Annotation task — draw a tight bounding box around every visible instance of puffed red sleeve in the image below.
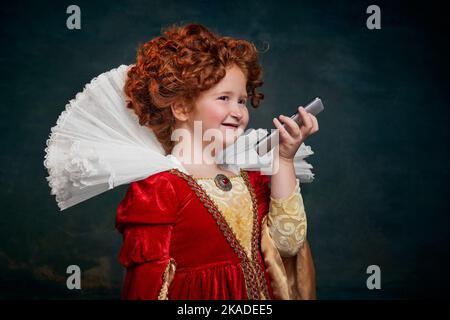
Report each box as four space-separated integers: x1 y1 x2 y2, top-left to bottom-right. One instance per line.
115 173 178 300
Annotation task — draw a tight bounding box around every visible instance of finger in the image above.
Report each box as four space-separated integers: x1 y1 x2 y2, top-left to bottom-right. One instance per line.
299 108 313 135
310 114 319 133
279 114 301 138
273 117 290 140
300 107 313 130
307 114 317 134
273 117 291 141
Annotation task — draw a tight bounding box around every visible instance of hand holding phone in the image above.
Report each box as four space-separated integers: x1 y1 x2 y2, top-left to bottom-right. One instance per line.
255 97 324 156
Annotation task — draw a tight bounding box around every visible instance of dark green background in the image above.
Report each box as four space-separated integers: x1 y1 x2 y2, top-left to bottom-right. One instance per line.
1 0 449 299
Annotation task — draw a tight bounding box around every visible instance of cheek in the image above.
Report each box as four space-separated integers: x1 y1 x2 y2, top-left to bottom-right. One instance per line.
204 107 228 125
242 109 250 126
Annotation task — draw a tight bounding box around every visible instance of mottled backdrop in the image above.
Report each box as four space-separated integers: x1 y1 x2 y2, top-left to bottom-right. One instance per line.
1 0 449 299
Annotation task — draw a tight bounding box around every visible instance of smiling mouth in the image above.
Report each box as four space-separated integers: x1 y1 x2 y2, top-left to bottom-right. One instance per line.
221 123 239 129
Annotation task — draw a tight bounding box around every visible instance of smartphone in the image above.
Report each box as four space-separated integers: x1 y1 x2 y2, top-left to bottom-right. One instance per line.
255 97 324 156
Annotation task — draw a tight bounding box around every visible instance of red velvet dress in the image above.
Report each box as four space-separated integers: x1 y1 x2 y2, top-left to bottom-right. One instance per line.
115 168 274 300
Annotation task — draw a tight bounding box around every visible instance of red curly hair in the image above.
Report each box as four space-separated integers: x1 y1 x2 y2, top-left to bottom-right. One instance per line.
124 23 265 155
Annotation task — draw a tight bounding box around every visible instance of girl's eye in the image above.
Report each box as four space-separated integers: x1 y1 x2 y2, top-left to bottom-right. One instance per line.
218 96 247 105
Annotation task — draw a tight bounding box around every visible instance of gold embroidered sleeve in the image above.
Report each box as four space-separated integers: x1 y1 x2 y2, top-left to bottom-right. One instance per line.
267 179 307 258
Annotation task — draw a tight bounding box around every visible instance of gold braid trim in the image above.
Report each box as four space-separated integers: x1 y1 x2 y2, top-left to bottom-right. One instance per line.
157 258 176 300
169 168 270 300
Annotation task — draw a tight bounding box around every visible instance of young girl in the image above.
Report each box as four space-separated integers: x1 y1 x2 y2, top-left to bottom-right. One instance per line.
115 23 319 300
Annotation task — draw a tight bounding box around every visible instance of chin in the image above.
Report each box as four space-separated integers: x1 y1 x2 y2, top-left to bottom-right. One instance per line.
219 126 244 148
222 141 234 149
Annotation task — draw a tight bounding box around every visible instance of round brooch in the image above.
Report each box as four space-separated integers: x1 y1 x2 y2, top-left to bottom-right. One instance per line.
214 174 232 191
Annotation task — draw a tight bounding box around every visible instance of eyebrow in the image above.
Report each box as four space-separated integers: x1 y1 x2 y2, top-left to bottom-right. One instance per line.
216 91 248 99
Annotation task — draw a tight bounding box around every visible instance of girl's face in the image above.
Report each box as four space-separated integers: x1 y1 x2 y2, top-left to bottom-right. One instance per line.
188 64 250 150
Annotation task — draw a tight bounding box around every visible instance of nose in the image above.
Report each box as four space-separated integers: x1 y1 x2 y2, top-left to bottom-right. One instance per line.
230 111 243 123
230 102 244 122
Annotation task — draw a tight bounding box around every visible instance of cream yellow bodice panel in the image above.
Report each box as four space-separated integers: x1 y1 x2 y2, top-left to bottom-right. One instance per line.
195 176 254 259
195 176 307 259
